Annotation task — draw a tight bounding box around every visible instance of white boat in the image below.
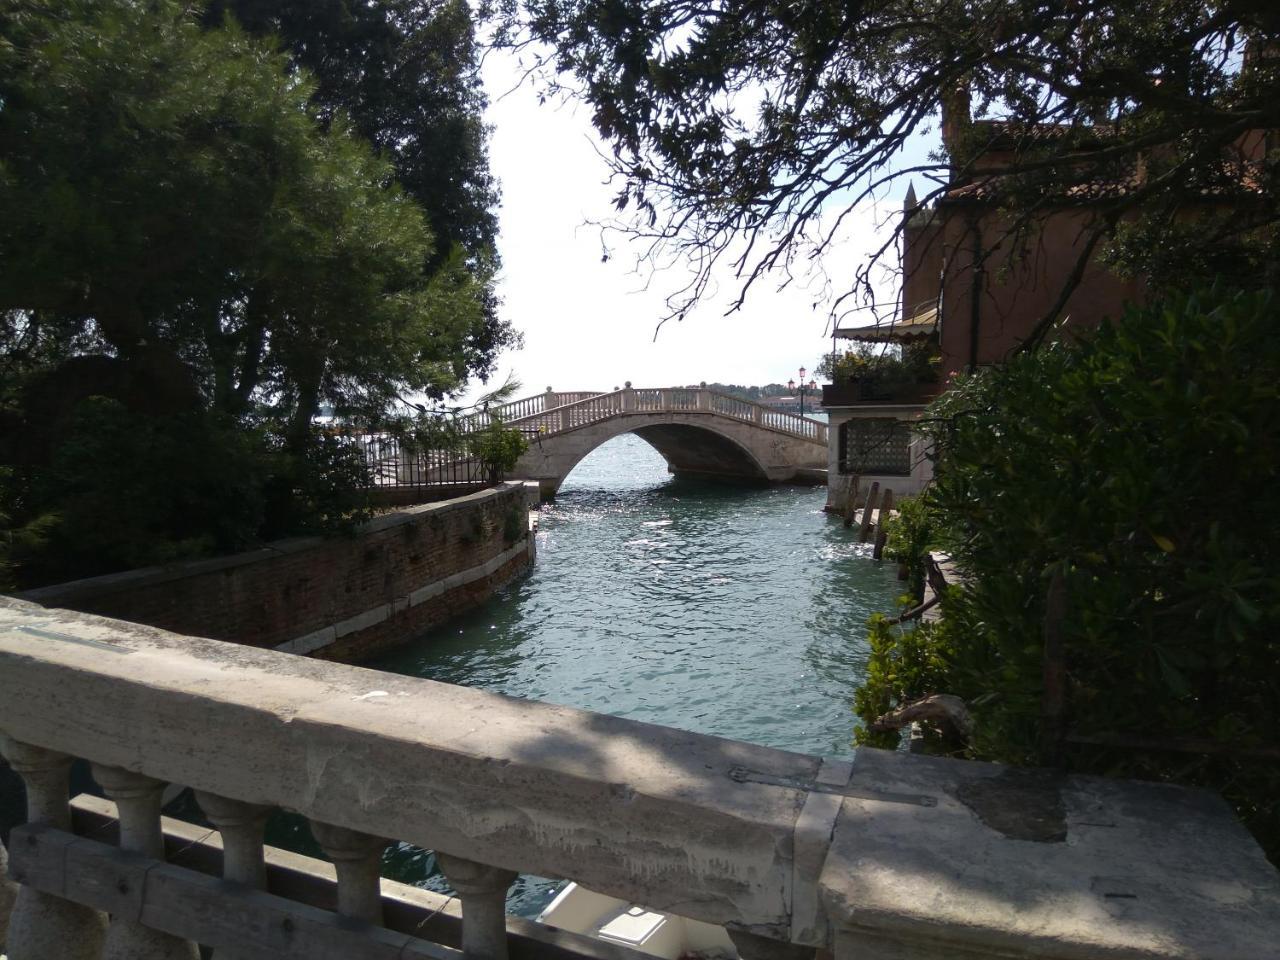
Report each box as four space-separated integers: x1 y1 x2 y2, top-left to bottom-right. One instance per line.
538 883 738 959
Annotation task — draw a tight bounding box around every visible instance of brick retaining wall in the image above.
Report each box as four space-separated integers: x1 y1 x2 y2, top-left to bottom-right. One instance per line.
14 482 537 661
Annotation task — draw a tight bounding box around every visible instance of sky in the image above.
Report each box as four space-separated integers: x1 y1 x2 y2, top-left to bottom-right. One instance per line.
466 51 939 403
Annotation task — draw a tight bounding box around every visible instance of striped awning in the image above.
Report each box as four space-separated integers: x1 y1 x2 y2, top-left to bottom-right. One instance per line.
834 305 938 343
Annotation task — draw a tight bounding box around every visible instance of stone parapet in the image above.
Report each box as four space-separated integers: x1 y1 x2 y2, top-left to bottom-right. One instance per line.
0 598 1277 960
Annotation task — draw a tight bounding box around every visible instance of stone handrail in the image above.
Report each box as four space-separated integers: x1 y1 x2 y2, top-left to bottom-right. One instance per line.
503 388 828 446
1 597 1277 960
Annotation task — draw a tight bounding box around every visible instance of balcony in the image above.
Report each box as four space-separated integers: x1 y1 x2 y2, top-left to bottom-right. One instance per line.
820 379 942 407
1 595 1278 960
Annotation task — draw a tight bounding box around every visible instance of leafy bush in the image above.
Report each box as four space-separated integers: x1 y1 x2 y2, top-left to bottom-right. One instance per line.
466 421 528 482
881 495 939 600
856 287 1280 862
1 399 374 587
4 399 272 585
829 343 939 385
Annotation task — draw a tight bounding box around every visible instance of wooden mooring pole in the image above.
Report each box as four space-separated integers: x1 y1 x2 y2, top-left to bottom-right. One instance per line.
872 488 894 559
858 481 880 543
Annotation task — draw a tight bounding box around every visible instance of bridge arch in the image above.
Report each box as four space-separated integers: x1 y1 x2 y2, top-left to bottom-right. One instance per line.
511 410 813 498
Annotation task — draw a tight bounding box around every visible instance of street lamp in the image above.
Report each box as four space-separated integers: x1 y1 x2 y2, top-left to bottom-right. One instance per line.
787 367 818 416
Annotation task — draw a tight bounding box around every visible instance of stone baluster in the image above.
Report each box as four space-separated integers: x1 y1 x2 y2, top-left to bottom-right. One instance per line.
659 388 670 409
727 930 815 960
309 821 387 925
435 853 516 960
194 792 270 889
92 764 200 960
699 382 710 410
195 793 271 960
0 736 107 960
544 386 557 412
621 381 633 412
753 404 764 424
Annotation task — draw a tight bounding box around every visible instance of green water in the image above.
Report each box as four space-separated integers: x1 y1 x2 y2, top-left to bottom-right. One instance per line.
375 433 900 755
357 432 903 913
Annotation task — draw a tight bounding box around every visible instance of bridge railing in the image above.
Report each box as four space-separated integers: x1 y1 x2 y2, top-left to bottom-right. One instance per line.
705 391 828 444
2 599 1276 960
506 390 626 437
503 388 827 445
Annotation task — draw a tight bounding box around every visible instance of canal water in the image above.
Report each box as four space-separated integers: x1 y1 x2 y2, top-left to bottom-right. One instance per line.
351 432 903 913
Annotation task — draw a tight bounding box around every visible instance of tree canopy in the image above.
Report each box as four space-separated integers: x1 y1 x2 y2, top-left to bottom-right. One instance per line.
204 0 516 380
0 0 510 585
1 0 499 431
495 0 1280 322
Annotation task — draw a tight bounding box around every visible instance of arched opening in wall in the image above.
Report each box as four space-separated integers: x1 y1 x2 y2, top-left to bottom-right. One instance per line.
554 423 770 496
630 423 769 485
558 433 670 493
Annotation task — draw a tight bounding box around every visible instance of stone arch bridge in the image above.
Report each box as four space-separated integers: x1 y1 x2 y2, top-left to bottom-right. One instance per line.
484 386 828 498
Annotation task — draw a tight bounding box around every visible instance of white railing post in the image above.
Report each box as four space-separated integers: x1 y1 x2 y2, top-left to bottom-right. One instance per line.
621 381 634 412
194 792 270 888
92 764 200 960
435 853 517 960
309 821 388 926
194 792 270 960
0 736 107 960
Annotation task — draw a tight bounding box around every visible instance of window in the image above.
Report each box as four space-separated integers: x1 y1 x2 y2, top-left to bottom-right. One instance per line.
839 418 912 476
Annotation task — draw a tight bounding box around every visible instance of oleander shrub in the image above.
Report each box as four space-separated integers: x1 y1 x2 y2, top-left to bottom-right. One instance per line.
856 287 1280 863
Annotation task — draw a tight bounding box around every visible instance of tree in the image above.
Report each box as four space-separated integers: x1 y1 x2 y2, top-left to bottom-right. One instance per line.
204 0 517 381
495 0 1280 325
0 0 489 431
0 0 501 582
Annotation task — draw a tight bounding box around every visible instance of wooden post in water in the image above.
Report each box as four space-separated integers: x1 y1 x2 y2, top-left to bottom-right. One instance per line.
858 481 880 543
872 488 895 559
842 476 862 527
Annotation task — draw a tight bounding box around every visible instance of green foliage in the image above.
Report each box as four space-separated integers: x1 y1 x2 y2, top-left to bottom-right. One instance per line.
467 421 529 482
502 0 1280 319
0 398 376 587
854 610 957 750
0 0 512 587
828 345 940 387
861 287 1280 860
3 399 272 584
0 0 493 421
204 0 517 382
503 506 527 545
258 432 375 542
881 496 939 599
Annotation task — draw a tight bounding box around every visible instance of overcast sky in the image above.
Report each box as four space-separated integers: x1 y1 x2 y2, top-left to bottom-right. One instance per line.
467 51 938 403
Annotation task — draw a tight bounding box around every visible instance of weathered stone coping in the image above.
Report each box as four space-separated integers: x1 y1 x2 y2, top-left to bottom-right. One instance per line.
16 482 534 607
1 597 1277 958
0 597 810 937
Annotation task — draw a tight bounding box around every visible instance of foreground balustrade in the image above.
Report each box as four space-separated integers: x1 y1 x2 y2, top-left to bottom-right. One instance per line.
1 596 1278 960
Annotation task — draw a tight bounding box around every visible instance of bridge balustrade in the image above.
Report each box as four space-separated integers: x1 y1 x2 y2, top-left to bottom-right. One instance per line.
1 598 1277 960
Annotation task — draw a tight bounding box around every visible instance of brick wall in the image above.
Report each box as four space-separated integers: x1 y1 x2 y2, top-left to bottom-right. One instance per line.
15 483 536 662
